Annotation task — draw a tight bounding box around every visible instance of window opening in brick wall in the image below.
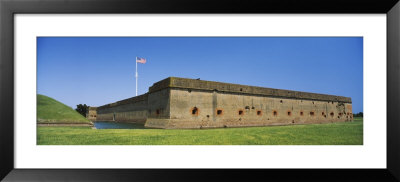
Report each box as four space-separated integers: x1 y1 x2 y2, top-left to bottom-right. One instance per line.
191 107 198 115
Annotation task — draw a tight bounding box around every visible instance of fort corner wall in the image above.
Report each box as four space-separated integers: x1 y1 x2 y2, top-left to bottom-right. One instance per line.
144 88 171 128
86 107 97 121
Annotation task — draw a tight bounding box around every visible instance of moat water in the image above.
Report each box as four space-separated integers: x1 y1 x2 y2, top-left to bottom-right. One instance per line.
93 121 146 129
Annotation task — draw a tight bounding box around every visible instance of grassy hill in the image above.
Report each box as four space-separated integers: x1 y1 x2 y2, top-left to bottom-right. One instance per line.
37 94 91 123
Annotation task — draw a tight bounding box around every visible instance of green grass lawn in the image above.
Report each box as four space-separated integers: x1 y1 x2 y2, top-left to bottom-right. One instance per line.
37 117 363 145
37 94 90 123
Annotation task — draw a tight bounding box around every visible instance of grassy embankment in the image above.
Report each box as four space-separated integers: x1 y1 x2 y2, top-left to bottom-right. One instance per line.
37 117 363 145
37 94 91 124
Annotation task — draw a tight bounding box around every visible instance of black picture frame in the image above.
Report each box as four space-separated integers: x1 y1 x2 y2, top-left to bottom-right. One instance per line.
1 0 399 181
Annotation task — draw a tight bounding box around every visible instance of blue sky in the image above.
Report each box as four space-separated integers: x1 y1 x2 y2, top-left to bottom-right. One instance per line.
37 37 363 113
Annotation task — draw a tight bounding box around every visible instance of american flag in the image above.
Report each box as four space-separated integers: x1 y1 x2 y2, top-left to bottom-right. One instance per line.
136 57 146 64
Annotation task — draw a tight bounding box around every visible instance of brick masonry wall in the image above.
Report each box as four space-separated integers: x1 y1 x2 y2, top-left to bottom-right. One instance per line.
96 99 148 123
144 88 353 129
96 77 353 129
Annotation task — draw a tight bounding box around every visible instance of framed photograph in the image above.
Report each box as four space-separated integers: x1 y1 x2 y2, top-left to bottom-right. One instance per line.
1 0 399 181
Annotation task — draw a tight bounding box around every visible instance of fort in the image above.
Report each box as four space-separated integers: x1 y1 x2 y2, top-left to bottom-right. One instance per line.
88 77 353 129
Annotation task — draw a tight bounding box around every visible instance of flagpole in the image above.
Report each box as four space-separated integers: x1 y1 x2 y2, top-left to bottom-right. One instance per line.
135 56 138 96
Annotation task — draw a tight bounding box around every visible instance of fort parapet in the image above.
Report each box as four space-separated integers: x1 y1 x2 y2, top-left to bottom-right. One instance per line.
95 77 353 129
149 77 351 103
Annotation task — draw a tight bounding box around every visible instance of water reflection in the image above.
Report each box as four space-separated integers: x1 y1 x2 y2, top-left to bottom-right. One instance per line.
94 121 146 129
